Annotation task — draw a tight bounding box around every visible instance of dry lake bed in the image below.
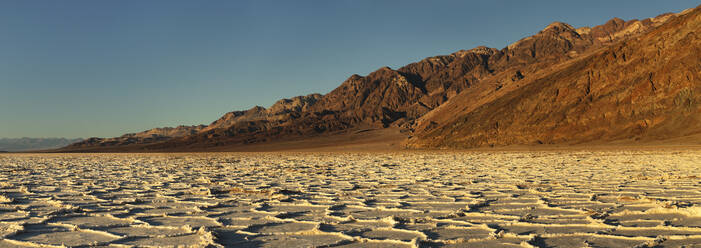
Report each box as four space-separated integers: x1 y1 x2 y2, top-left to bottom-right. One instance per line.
0 151 700 247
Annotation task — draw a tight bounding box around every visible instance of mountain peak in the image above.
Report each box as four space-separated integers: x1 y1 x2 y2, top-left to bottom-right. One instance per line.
605 17 625 26
378 66 393 71
542 21 575 32
467 46 498 56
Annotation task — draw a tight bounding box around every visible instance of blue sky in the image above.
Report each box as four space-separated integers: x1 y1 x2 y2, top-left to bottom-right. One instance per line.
1 0 697 138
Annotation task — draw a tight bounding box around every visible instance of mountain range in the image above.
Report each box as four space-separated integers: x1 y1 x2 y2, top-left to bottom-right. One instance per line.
61 5 701 152
0 138 83 152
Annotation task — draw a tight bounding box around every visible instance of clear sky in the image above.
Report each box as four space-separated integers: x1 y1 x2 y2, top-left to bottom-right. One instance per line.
1 0 697 138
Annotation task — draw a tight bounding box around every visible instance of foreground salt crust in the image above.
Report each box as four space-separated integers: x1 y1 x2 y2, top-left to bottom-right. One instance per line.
0 151 700 247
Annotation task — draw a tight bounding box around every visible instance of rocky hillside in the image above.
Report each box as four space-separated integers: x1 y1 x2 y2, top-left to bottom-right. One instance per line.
62 5 700 151
407 7 700 147
201 94 322 133
67 125 205 148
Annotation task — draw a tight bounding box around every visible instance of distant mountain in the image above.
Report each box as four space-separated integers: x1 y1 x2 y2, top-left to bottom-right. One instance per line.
60 5 701 151
0 138 83 152
66 125 205 149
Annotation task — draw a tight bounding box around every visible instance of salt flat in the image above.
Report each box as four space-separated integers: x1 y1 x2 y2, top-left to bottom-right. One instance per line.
0 151 700 247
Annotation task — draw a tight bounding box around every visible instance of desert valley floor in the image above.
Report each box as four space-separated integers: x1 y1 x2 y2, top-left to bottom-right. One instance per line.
0 151 700 247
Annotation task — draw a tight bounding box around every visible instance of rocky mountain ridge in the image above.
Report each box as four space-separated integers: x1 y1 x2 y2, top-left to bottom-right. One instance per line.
62 5 700 151
407 7 701 147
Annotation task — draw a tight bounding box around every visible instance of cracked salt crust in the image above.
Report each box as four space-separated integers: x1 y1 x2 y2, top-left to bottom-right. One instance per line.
0 150 700 247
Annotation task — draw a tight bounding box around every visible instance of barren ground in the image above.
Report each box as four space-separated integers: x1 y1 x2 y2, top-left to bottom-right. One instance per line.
0 151 700 247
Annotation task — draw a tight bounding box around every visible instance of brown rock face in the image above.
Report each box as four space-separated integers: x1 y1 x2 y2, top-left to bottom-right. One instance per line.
201 93 322 133
407 6 701 148
62 5 700 151
406 10 687 136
